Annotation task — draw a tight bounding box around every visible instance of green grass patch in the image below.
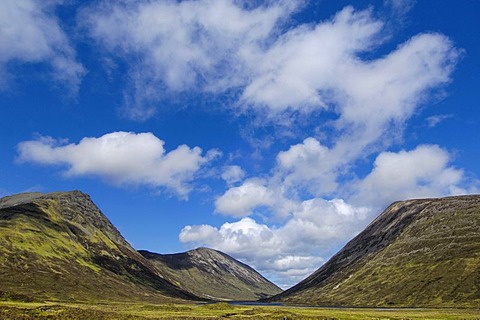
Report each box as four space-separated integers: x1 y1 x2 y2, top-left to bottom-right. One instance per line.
0 301 479 319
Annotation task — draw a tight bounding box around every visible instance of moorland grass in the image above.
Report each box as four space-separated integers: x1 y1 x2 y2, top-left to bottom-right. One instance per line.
0 301 479 319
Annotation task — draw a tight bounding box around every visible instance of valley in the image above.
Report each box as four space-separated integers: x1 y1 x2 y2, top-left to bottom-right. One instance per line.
0 191 479 318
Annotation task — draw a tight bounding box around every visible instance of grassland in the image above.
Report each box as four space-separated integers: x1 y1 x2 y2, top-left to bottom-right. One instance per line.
0 301 479 319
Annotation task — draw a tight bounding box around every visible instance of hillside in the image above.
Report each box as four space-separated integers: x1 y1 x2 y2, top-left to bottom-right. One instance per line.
140 248 282 301
0 190 282 303
0 191 197 303
272 195 480 307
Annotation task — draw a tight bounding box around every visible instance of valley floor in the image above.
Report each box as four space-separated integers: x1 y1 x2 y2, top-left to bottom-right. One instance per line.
0 301 479 319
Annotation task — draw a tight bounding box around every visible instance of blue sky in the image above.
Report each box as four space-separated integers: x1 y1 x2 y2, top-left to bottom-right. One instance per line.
1 0 479 288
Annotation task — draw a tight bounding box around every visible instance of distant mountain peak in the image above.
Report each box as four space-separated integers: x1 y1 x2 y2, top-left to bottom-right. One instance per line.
140 248 282 301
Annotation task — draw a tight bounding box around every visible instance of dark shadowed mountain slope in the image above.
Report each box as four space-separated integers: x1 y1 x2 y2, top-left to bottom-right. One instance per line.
140 247 282 301
0 191 197 303
272 195 480 307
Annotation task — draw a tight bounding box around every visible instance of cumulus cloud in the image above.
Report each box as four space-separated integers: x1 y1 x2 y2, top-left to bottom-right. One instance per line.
337 33 458 128
214 179 275 218
179 224 220 243
82 0 299 118
17 132 221 198
181 198 369 287
276 137 339 196
82 1 462 204
0 0 84 92
205 141 470 286
221 26 461 202
80 0 466 286
240 6 384 112
82 1 459 125
221 165 245 186
216 142 468 220
214 177 301 218
351 145 467 209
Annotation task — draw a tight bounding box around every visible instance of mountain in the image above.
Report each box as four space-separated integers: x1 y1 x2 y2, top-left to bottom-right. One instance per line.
139 248 282 301
0 190 197 303
0 190 281 303
272 195 480 307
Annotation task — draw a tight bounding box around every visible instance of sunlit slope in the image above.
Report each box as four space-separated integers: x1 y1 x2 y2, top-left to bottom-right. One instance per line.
273 195 480 307
140 247 282 301
0 191 196 303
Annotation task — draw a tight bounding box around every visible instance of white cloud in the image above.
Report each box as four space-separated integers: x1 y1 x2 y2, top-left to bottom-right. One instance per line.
216 144 467 222
83 0 462 207
178 224 220 243
0 0 84 92
279 199 369 249
214 179 275 218
252 30 459 167
181 198 369 287
17 132 221 198
338 33 457 127
351 145 467 209
221 165 245 186
83 1 459 127
232 28 461 202
181 217 282 257
240 6 384 113
384 0 416 17
83 0 299 118
82 0 468 287
276 137 338 196
426 114 452 128
204 141 471 286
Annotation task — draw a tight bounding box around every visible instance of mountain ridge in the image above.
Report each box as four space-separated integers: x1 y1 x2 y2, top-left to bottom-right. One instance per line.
271 195 480 307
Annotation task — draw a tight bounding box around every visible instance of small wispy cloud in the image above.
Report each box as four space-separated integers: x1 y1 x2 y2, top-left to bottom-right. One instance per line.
426 114 453 128
221 165 245 186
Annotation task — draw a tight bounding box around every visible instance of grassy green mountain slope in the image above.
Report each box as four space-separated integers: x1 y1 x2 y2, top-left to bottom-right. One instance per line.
140 247 282 301
0 191 197 303
272 195 480 307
